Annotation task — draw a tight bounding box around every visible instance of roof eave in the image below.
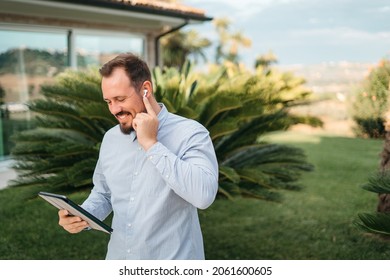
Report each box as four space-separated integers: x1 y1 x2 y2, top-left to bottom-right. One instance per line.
44 0 213 22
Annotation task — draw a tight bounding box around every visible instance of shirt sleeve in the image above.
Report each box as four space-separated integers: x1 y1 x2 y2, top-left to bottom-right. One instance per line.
81 158 113 221
145 126 219 209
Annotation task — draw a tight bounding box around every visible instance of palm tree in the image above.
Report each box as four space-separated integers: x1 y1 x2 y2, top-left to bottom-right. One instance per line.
225 31 251 64
378 110 390 212
213 17 251 65
356 171 390 236
10 68 115 195
355 59 390 236
154 61 319 200
376 60 390 212
186 30 212 64
255 51 278 69
11 62 320 201
213 17 231 64
160 29 211 68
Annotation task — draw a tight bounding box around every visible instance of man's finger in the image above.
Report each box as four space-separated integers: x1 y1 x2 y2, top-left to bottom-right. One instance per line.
58 209 68 218
65 221 89 234
143 96 156 117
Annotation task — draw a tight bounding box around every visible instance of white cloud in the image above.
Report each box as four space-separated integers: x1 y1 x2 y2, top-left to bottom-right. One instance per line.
291 27 390 43
184 0 390 64
378 6 390 12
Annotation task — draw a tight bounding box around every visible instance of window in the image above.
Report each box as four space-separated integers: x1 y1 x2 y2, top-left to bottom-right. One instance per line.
0 28 68 158
0 27 145 158
74 31 144 68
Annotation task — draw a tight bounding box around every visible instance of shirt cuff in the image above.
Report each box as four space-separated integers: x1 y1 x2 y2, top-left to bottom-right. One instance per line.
145 142 168 163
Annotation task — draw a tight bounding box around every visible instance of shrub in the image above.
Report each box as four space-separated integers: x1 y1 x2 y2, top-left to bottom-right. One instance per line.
11 62 319 201
352 59 390 139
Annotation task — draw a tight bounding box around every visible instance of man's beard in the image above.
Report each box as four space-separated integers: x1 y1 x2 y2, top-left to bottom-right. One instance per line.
115 110 133 135
119 123 133 135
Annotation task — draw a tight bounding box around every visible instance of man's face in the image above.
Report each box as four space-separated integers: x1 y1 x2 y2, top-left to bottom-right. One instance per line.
102 67 145 134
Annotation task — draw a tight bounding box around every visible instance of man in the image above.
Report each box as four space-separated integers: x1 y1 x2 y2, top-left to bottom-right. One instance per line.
58 53 219 260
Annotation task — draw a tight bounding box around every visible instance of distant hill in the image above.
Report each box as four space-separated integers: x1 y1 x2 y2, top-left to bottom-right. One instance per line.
277 61 374 95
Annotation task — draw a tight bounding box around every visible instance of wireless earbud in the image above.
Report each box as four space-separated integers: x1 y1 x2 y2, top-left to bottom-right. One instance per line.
143 89 147 97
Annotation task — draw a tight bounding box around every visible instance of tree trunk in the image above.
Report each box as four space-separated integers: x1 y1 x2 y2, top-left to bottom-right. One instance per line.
378 100 390 212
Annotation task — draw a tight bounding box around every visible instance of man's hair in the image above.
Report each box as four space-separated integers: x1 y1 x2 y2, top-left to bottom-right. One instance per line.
99 53 152 91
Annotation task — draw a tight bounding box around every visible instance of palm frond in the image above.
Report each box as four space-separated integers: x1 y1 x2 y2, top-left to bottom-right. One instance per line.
219 165 240 184
10 69 107 194
361 171 390 194
356 213 390 236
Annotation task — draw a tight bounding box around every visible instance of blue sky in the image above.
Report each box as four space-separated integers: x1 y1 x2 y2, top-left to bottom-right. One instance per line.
183 0 390 66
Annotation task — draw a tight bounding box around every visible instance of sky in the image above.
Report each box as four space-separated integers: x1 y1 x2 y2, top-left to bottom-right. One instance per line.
183 0 390 66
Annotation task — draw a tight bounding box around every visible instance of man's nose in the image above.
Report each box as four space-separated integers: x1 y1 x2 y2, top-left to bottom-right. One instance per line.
109 102 122 115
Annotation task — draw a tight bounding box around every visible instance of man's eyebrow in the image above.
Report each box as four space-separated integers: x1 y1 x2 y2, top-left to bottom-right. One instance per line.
103 95 130 101
104 95 122 100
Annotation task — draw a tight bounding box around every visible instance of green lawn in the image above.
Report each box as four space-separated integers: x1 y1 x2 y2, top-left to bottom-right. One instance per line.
1 131 389 259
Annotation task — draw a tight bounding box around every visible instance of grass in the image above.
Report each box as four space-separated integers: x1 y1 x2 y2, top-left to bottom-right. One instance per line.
203 132 390 259
1 131 390 259
0 188 110 259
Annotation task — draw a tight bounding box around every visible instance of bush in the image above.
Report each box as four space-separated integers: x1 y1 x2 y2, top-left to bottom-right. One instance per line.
352 59 390 139
353 117 386 139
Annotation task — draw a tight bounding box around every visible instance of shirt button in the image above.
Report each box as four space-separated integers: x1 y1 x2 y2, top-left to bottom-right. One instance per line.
127 249 131 253
148 156 153 160
128 223 132 227
134 171 138 176
130 197 134 201
138 147 142 151
165 175 169 178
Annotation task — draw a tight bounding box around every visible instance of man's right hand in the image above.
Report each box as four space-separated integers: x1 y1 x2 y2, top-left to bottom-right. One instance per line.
58 209 89 234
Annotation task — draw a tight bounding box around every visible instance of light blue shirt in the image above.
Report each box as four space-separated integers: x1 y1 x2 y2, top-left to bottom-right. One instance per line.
81 104 219 260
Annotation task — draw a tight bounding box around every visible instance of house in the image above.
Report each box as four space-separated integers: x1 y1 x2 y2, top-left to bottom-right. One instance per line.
0 0 212 158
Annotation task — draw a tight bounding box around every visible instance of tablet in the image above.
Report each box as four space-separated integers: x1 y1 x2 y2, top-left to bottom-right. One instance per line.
38 191 113 234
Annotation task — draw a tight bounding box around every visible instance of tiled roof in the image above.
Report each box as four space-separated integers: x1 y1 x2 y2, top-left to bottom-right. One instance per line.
109 0 206 17
44 0 212 21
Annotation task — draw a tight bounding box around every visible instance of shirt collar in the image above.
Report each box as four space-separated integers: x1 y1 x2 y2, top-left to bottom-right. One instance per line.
157 103 169 132
129 130 137 142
